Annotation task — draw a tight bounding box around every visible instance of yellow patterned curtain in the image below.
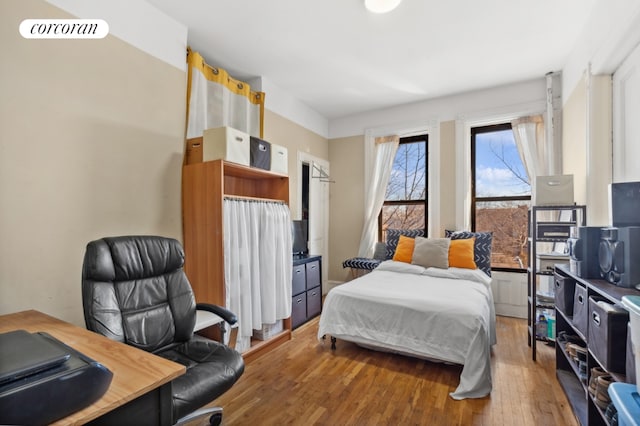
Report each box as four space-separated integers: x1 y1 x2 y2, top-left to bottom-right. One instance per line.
185 48 265 139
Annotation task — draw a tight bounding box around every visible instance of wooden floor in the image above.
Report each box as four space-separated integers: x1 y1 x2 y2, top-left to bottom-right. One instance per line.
194 316 579 426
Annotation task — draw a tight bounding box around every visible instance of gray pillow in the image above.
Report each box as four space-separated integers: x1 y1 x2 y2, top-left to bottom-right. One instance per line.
373 242 387 260
411 237 450 269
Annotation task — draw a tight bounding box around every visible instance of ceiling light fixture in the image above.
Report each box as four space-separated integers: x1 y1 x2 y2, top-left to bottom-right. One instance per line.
365 0 402 13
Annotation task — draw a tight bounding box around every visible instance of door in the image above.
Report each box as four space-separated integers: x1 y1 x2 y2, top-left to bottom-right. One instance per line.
298 153 330 292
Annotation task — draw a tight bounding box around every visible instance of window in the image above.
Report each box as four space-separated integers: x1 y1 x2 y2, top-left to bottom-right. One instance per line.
472 123 530 271
378 135 428 241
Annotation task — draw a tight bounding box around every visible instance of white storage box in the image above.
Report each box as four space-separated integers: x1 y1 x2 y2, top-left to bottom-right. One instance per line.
270 143 288 175
253 320 283 341
622 295 640 393
535 174 574 206
202 126 250 166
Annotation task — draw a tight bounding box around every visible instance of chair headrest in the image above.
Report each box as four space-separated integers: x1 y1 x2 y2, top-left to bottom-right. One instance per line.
83 236 185 282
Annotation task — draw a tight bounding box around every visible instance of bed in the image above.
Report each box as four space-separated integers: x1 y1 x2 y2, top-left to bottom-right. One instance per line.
317 258 496 400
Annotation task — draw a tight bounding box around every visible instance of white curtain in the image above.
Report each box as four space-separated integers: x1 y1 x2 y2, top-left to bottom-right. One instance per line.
186 49 264 139
512 115 546 200
357 135 399 257
223 198 292 353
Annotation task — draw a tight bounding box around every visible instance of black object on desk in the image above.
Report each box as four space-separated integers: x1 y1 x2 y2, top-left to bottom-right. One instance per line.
0 330 113 425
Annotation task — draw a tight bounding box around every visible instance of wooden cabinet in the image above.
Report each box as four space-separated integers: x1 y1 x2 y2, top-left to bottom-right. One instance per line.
291 255 322 329
182 159 291 361
554 265 638 425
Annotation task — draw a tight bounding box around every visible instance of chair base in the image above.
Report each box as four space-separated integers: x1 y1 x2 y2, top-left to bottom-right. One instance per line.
175 406 223 426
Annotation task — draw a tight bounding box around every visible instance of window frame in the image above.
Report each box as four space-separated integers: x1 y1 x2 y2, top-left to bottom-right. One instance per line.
471 123 530 273
378 134 428 241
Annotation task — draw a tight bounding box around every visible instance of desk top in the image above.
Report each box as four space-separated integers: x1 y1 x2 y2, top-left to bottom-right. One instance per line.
0 310 185 425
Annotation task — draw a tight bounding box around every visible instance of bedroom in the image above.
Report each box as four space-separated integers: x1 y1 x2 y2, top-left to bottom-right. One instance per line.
2 0 640 425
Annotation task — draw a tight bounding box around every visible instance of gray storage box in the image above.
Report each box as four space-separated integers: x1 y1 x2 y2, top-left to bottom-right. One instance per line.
249 136 271 170
588 296 629 373
572 284 588 337
554 273 576 316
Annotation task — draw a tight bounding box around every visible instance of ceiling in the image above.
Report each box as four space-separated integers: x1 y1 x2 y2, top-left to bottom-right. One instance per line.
146 0 597 121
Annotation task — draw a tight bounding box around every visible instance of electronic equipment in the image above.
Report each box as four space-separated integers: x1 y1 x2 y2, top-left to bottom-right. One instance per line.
610 181 640 227
598 226 640 288
0 331 113 425
535 175 574 206
567 226 602 278
292 219 308 255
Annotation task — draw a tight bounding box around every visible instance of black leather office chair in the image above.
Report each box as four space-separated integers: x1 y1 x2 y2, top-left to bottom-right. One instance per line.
81 236 244 426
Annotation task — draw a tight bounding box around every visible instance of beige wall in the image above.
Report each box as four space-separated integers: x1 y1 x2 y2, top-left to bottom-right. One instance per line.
0 0 186 325
327 135 365 282
562 74 588 209
263 109 328 220
438 120 457 235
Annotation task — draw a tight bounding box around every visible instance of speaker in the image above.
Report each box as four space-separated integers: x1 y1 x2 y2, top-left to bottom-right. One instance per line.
568 226 601 278
598 226 640 288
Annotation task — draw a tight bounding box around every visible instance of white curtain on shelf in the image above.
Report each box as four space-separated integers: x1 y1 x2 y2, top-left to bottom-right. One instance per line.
357 135 399 257
186 48 264 139
223 198 292 353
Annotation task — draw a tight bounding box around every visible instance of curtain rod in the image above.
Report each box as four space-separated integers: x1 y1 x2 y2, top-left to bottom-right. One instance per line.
224 195 287 204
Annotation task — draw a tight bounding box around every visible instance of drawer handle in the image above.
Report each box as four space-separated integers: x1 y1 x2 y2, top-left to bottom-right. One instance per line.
191 143 201 147
577 294 584 304
296 270 303 274
296 298 303 304
235 136 244 142
311 291 317 296
592 311 600 326
310 265 317 270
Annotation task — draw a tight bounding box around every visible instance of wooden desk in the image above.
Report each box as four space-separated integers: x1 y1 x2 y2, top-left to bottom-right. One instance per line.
0 310 185 425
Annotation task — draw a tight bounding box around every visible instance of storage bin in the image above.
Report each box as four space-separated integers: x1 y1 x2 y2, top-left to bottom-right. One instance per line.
270 143 288 175
291 294 306 329
622 295 640 393
571 284 588 337
202 126 250 166
249 136 271 170
554 274 576 316
253 320 283 341
588 296 629 373
608 382 640 426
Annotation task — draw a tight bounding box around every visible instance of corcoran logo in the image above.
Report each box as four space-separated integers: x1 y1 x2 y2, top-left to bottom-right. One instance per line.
19 19 109 39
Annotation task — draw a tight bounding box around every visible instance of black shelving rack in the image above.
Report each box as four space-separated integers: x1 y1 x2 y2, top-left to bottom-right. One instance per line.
527 204 586 361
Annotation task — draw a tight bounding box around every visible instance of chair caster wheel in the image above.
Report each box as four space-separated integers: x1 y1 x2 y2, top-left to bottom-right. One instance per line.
209 412 222 426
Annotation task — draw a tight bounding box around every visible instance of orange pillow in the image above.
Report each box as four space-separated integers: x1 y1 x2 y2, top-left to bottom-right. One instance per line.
448 237 477 269
392 235 416 263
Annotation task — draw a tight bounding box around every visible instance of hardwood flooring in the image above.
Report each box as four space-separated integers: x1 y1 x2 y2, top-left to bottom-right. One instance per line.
195 316 578 426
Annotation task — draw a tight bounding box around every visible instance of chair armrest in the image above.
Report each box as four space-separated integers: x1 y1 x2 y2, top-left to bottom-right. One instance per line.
196 303 238 326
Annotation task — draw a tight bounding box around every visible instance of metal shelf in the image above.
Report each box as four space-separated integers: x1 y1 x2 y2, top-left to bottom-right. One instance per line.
527 205 586 362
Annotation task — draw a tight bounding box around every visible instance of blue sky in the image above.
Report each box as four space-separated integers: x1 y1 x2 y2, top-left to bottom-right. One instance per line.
475 129 530 197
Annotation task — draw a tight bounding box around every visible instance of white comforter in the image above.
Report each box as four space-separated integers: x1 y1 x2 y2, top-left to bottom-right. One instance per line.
317 260 496 399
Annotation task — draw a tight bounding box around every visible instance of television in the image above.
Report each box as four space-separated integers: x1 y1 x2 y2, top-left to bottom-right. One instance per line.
292 220 308 255
610 181 640 227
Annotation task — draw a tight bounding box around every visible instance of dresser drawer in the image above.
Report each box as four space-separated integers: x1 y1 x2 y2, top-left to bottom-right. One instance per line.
305 260 320 289
306 286 322 319
291 294 307 329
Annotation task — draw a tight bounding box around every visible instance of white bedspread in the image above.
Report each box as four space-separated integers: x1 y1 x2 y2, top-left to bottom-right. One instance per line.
317 260 496 399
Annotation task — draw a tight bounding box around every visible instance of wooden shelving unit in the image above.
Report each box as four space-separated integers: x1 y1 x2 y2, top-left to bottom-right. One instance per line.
182 159 291 361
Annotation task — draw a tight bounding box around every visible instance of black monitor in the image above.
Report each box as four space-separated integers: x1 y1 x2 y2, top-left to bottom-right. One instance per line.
292 220 308 255
610 181 640 227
